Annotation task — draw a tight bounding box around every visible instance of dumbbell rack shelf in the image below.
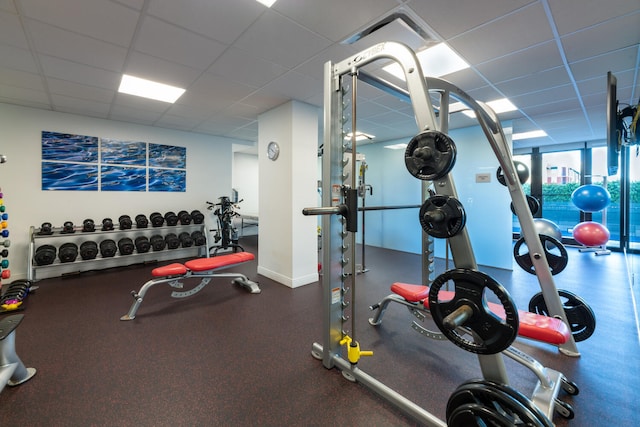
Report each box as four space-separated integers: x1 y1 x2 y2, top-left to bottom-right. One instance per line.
28 224 209 282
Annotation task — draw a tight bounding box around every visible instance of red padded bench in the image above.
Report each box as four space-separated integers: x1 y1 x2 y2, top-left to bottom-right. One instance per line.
151 252 255 277
391 282 570 345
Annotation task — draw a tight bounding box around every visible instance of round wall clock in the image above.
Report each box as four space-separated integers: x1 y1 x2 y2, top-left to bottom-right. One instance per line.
267 141 280 161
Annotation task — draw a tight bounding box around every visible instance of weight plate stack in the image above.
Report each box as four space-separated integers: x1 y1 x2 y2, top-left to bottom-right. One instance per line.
34 244 57 266
80 241 98 260
150 235 166 251
165 233 180 249
117 237 135 255
134 236 151 253
58 242 79 263
99 239 117 257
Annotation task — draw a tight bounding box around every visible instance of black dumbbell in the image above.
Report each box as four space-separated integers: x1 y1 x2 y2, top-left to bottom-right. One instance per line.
99 239 117 257
102 218 114 231
150 235 166 251
61 221 75 234
117 237 134 255
164 212 179 226
119 215 133 230
0 249 8 257
58 242 79 263
34 245 57 266
178 232 194 247
165 233 180 249
190 210 205 224
80 241 98 260
191 231 206 246
38 222 54 235
178 211 192 225
135 214 149 228
149 212 164 227
82 219 96 232
134 236 151 253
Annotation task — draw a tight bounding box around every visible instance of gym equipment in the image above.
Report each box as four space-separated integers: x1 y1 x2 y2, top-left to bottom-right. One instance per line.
164 211 179 226
149 235 166 251
135 214 148 228
572 221 610 247
0 240 9 248
79 241 98 260
571 184 611 212
118 215 132 230
207 197 244 256
191 230 206 246
497 160 529 186
1 280 35 312
149 212 164 227
513 234 568 275
99 239 117 258
177 210 192 225
82 219 95 232
418 195 466 238
529 290 596 342
120 252 260 320
37 222 53 235
533 218 562 242
164 233 180 249
34 245 56 266
0 314 37 394
117 237 134 255
511 195 540 216
134 236 151 253
178 232 193 248
303 42 568 426
404 130 457 180
190 210 205 224
58 242 78 263
61 221 75 234
101 218 114 231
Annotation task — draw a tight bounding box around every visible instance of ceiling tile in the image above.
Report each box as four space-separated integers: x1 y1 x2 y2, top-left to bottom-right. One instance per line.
569 45 639 82
259 71 321 102
51 93 110 117
207 47 289 88
0 44 39 73
0 82 49 104
147 0 265 44
495 67 572 96
125 51 202 88
18 0 140 47
134 16 227 70
39 55 121 90
46 78 115 104
0 0 17 12
109 103 165 125
233 10 332 69
0 11 29 49
26 20 128 72
548 0 640 36
0 66 44 90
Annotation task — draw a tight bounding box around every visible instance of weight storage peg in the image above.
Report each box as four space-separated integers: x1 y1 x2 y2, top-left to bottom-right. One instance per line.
404 130 457 181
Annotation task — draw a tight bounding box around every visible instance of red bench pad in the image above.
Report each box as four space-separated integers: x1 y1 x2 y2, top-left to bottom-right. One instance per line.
184 252 255 272
391 282 570 345
152 263 188 277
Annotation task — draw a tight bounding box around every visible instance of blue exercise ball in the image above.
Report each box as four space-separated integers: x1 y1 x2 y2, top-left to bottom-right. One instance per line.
571 184 611 212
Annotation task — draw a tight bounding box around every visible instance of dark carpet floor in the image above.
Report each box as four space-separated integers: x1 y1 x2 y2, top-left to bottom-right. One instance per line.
1 235 638 426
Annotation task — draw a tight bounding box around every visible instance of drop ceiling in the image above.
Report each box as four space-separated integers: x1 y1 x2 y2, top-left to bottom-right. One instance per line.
0 0 638 150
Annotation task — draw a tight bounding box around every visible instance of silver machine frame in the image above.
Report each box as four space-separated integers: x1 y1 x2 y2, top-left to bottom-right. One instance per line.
306 41 579 425
0 314 36 394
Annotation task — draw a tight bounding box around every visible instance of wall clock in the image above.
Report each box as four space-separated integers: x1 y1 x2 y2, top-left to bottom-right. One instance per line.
267 141 280 161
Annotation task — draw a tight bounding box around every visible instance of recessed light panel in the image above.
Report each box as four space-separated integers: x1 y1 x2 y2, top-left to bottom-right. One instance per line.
118 75 186 103
383 43 469 80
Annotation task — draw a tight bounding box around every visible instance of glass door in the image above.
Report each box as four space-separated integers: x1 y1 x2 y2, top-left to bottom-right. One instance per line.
541 150 582 239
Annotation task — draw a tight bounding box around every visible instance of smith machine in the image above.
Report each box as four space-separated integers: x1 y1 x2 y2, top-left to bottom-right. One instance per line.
303 41 579 425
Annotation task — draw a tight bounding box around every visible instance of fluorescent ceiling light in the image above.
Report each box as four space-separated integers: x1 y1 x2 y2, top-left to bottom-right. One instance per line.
383 43 469 80
256 0 277 7
344 132 375 141
118 74 185 103
384 143 408 150
512 130 548 140
461 98 517 118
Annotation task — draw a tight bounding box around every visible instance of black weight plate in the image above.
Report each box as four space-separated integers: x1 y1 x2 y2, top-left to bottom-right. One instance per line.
58 242 79 263
497 160 529 186
34 244 57 265
528 290 596 342
80 241 98 260
419 195 466 238
404 130 457 181
428 269 518 354
514 234 568 276
511 195 540 216
448 403 514 427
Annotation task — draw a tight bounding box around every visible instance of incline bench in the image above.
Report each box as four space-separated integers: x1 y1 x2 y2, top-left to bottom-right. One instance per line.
121 252 260 321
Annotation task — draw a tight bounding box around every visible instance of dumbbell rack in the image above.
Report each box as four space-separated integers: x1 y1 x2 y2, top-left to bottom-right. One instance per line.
27 222 209 282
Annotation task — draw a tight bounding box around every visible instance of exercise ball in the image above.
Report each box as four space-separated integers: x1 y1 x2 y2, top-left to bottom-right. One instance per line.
533 218 562 241
571 184 611 212
572 221 610 247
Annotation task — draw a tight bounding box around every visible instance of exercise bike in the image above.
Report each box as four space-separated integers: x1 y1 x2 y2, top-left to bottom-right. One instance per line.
207 196 244 256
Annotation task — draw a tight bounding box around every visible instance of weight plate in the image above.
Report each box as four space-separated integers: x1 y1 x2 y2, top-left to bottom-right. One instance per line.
404 130 456 181
428 269 518 354
447 381 551 427
497 160 529 186
419 195 466 238
528 290 596 342
511 195 540 216
513 234 568 276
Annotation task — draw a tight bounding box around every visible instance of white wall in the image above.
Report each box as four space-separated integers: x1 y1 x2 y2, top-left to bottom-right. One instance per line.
357 124 513 270
0 103 241 280
232 151 259 236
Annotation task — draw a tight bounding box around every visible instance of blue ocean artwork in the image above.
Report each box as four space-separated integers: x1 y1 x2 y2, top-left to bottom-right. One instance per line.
101 139 147 165
42 162 99 191
42 131 99 163
101 165 147 191
149 143 186 169
149 168 186 192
